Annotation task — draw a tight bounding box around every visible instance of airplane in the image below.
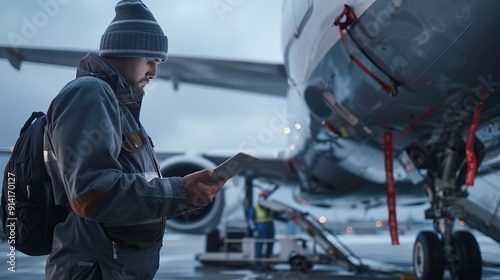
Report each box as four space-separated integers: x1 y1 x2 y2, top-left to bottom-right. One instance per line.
1 0 500 279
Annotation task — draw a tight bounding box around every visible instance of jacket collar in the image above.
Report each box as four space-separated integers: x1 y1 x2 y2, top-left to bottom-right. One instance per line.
76 53 144 108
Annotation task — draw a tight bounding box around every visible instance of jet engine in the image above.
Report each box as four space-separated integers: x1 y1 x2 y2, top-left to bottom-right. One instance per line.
159 154 225 234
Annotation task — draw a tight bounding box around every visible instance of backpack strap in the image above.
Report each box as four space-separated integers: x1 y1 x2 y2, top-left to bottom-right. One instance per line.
20 111 45 135
23 112 50 182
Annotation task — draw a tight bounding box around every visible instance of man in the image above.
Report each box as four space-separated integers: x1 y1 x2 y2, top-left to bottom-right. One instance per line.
43 1 226 279
247 191 286 271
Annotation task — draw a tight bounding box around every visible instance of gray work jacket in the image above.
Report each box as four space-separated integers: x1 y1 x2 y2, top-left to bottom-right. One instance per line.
43 54 195 279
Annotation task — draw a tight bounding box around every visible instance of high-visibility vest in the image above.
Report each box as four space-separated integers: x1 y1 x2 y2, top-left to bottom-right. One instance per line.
255 204 274 223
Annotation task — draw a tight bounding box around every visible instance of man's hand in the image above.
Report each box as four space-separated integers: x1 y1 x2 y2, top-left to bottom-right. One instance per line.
183 169 226 206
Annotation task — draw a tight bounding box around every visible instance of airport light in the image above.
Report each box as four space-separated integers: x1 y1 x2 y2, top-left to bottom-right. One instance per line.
459 220 465 226
295 123 301 129
375 220 382 228
289 144 295 150
346 226 353 234
284 127 291 134
319 216 326 224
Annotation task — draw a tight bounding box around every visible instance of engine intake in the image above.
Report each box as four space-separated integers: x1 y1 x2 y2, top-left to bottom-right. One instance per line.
159 155 225 234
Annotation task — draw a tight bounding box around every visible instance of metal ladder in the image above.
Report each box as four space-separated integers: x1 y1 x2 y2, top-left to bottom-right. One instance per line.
259 199 369 272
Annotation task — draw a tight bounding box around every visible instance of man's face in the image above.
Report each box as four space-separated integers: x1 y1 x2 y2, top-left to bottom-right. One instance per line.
108 57 161 94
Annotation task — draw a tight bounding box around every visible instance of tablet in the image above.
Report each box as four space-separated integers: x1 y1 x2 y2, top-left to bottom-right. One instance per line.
202 152 259 184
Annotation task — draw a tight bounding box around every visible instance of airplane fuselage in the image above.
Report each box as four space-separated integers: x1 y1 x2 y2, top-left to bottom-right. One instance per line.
281 0 500 207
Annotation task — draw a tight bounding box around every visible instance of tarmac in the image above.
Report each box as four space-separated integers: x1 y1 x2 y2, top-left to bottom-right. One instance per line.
0 230 499 279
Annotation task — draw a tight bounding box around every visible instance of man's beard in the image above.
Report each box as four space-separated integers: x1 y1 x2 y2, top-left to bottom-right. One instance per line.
133 85 145 96
132 79 148 96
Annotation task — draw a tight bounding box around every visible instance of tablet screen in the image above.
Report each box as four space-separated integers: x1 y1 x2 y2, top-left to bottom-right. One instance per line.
202 152 258 184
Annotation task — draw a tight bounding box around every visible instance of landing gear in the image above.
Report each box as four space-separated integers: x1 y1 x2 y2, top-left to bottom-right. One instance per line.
410 131 484 279
449 231 482 279
413 230 482 279
413 231 444 279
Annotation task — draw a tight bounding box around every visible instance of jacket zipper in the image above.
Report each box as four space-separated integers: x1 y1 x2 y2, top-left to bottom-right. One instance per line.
112 242 117 259
145 134 163 178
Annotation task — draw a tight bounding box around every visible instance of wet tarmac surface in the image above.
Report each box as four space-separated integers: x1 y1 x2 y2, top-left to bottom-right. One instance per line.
0 231 498 279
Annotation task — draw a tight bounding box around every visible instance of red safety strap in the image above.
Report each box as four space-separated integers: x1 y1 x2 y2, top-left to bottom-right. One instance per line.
333 4 357 29
333 5 399 96
382 108 435 245
465 93 486 186
395 107 437 142
384 131 399 245
333 5 416 246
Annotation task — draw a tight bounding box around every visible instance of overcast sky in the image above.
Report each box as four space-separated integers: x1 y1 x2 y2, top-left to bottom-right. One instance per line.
0 0 287 153
0 1 386 223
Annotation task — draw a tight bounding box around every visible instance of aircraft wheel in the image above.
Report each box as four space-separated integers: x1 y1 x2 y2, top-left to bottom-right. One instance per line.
289 255 314 273
449 231 482 280
413 231 444 279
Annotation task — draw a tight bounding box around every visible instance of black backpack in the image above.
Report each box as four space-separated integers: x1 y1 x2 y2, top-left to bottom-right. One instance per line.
1 112 69 256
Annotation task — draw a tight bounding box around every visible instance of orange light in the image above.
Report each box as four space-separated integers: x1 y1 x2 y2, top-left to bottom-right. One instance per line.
346 226 353 233
375 221 383 228
319 216 327 224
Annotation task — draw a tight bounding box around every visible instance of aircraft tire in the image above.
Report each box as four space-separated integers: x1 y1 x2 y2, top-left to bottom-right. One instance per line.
289 255 314 274
413 231 444 279
449 231 482 280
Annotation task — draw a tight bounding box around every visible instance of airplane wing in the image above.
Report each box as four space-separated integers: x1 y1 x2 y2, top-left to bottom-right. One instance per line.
0 46 288 97
0 147 296 187
0 45 294 184
0 44 296 236
0 45 294 183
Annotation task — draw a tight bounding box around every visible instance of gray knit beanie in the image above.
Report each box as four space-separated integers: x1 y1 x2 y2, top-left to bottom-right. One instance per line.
99 0 168 62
